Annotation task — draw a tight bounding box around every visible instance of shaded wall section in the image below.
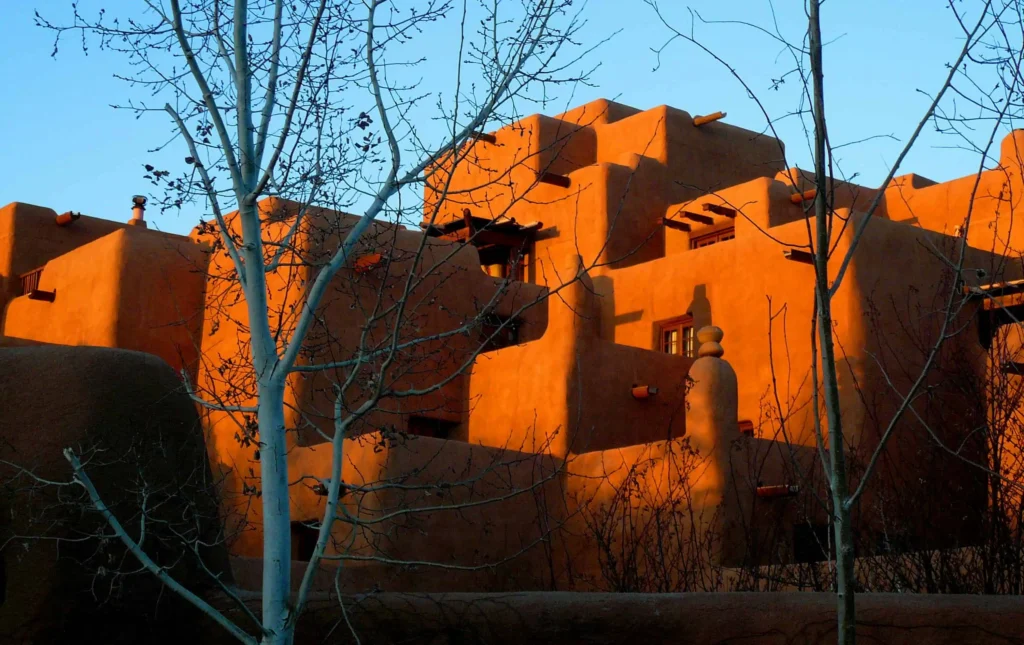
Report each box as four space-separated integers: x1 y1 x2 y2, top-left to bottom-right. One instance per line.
0 346 229 644
280 591 1024 645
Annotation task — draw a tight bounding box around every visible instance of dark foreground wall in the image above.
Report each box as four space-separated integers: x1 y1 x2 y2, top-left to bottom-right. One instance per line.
279 592 1024 645
0 346 229 644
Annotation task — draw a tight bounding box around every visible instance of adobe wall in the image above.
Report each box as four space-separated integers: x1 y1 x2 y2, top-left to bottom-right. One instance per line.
221 331 745 585
880 131 1024 254
838 212 998 546
196 198 554 556
606 207 864 450
424 99 787 283
280 591 1024 645
0 202 128 313
2 226 208 377
465 254 694 456
0 346 228 643
195 198 549 451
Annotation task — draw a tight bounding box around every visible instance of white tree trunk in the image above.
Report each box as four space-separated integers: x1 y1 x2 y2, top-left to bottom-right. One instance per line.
239 199 294 644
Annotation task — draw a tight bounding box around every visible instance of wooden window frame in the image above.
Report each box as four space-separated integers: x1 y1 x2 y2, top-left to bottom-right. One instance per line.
655 315 697 358
478 241 530 282
690 226 736 250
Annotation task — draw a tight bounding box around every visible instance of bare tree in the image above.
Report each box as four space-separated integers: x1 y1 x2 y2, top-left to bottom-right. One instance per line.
33 1 604 643
645 0 1024 641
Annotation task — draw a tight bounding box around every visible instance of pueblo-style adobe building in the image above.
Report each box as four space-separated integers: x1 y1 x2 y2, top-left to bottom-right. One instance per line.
3 99 1024 609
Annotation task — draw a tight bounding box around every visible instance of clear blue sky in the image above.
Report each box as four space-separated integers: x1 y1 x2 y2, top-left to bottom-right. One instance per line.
0 1 999 235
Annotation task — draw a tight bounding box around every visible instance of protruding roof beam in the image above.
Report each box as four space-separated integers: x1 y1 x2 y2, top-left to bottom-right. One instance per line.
790 189 817 204
539 172 571 188
682 211 714 226
693 111 726 127
783 249 814 264
657 217 691 232
702 203 736 218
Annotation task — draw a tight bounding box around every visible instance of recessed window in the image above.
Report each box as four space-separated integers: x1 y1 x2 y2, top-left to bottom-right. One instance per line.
793 523 832 563
407 415 458 439
291 521 320 561
657 315 696 358
478 244 529 281
690 227 735 249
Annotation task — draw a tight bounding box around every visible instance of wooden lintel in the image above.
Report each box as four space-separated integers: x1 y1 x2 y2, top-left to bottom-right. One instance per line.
442 228 526 248
539 172 571 188
984 291 1024 310
682 211 715 226
657 217 691 233
702 203 737 218
783 249 814 265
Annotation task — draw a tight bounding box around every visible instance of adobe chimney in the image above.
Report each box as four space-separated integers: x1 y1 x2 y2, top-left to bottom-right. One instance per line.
129 195 148 228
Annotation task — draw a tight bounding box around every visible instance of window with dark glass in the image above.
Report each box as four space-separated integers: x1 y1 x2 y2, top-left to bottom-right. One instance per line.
290 521 319 561
690 227 735 249
407 415 458 439
793 523 831 563
657 315 696 358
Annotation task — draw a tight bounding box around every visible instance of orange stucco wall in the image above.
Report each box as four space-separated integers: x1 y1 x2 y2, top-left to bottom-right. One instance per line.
3 98 1020 588
2 226 207 377
0 202 128 313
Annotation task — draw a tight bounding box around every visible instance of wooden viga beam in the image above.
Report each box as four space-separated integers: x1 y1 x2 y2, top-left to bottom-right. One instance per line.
538 172 571 188
657 217 691 232
471 131 497 144
790 189 817 204
783 249 814 265
693 111 726 127
702 202 736 218
682 211 714 226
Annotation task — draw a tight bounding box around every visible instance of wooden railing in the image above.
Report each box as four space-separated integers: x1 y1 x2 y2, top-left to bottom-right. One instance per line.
20 267 43 295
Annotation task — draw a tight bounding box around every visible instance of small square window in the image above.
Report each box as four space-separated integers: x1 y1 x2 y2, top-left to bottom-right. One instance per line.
793 523 832 563
656 316 696 358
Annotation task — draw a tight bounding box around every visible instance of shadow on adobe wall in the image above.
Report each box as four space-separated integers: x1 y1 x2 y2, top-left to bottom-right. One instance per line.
0 346 230 644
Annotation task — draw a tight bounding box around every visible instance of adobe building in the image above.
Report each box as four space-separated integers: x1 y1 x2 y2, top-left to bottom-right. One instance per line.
2 99 1022 593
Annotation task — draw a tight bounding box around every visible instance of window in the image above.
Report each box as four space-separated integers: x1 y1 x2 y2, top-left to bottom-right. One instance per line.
407 415 458 439
479 244 528 282
690 227 735 249
793 523 832 563
657 316 696 358
291 521 320 561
